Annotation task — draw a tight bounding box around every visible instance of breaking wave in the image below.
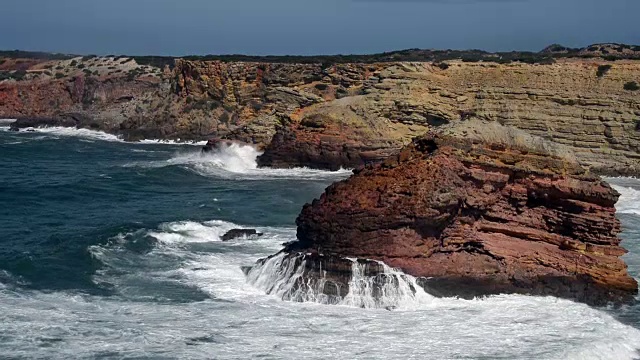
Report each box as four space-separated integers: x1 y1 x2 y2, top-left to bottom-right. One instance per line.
86 219 291 304
5 126 206 145
125 143 353 180
612 184 640 215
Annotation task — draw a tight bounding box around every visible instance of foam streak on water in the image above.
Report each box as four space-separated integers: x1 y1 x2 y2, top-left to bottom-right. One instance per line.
3 125 207 145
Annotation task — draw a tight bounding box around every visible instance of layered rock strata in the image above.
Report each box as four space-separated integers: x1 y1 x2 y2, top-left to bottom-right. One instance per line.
262 122 638 305
259 60 640 175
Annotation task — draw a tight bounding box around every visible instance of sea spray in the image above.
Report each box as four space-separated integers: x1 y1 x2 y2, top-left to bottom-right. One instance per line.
183 143 261 173
125 142 352 180
0 119 17 125
246 253 434 309
247 253 349 304
611 184 640 215
341 259 434 309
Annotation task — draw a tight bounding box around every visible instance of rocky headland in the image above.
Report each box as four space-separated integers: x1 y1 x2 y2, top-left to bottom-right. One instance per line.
249 121 638 306
2 44 640 174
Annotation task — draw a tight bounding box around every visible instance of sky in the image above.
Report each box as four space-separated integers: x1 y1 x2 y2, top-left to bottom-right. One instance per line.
2 0 638 56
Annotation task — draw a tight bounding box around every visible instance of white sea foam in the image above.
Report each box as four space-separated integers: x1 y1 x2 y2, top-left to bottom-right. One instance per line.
612 184 640 215
246 253 435 309
21 126 123 142
138 138 207 146
5 217 640 359
126 142 352 180
147 219 254 245
6 126 206 145
342 260 435 309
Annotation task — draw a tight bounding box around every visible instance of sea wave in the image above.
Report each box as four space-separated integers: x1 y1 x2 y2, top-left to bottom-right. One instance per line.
88 219 292 302
125 142 353 180
4 126 207 145
607 178 640 215
613 185 640 215
247 252 436 309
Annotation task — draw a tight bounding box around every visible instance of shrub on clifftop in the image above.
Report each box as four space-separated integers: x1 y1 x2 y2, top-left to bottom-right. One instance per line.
624 81 640 91
597 64 612 77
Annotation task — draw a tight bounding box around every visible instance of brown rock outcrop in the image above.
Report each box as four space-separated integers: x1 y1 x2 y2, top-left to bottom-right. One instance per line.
173 60 384 146
280 122 638 305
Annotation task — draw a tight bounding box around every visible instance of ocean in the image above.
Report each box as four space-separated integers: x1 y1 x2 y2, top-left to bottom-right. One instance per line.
1 123 639 359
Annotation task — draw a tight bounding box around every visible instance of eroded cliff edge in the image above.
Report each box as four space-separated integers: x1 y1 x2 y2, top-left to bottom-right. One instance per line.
252 122 638 306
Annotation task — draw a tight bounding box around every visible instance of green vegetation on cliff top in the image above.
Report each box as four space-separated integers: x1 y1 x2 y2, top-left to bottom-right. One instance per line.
1 43 639 70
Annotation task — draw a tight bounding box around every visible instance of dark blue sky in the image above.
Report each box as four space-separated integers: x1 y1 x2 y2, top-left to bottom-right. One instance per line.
2 0 638 56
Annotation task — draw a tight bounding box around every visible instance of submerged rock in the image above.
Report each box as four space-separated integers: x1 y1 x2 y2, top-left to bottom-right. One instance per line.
221 229 263 241
256 122 638 306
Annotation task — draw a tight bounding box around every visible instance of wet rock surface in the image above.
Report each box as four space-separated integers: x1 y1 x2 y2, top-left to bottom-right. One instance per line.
221 229 263 241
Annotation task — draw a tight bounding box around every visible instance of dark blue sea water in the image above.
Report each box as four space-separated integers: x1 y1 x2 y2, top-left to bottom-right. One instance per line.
1 125 639 359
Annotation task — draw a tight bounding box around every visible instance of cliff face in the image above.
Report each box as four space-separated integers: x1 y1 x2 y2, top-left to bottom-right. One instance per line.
259 60 640 175
282 122 638 305
172 60 383 146
0 56 184 139
2 55 640 174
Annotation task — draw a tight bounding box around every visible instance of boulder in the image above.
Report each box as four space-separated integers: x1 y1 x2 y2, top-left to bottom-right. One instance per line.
259 122 638 305
221 229 263 241
202 138 241 153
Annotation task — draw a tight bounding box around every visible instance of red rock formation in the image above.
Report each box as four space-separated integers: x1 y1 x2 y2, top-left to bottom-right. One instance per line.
256 115 397 171
288 126 638 305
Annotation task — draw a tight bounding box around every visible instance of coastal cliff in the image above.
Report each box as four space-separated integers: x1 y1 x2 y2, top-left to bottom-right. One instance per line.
258 59 640 174
251 122 638 305
1 45 640 174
